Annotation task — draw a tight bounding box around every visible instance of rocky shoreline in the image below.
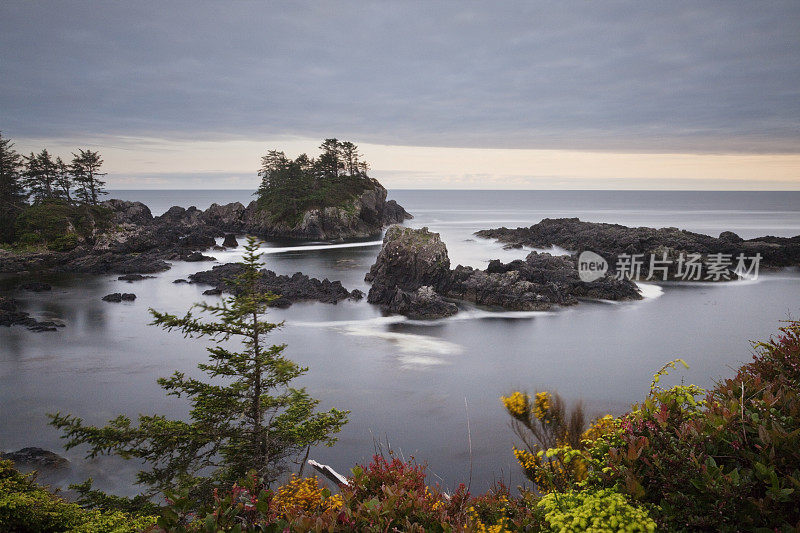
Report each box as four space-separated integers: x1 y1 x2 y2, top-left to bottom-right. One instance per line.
0 187 411 276
365 226 641 319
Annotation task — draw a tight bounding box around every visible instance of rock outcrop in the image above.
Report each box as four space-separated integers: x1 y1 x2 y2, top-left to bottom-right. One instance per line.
1 447 69 469
188 263 362 307
102 293 136 302
476 218 800 276
365 226 642 318
0 296 63 332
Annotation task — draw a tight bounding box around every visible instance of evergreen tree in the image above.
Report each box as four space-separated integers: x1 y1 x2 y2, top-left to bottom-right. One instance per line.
54 156 73 202
0 132 27 242
23 149 58 203
50 237 348 500
71 149 107 205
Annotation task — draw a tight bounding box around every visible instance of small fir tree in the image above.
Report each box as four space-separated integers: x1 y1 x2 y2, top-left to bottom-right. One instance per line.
50 237 348 501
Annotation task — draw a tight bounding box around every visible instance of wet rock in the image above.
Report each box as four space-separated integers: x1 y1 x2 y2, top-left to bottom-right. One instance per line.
65 252 171 274
102 293 136 302
222 233 239 248
365 227 642 318
476 218 800 271
188 263 361 306
182 251 216 262
0 296 63 332
202 288 222 295
173 279 188 284
118 274 155 282
19 282 52 292
2 447 69 469
365 226 452 306
381 286 458 319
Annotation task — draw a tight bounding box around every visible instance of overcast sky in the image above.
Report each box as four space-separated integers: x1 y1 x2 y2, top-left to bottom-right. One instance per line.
1 1 799 189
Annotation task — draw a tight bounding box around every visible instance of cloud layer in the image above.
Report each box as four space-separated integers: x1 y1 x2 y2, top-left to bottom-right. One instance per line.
2 1 799 153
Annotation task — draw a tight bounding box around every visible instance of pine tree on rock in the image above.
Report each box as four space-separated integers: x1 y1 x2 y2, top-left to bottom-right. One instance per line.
23 149 59 203
49 237 348 500
71 149 107 205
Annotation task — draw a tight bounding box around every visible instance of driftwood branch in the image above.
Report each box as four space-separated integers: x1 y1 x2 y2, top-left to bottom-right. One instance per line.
308 459 350 486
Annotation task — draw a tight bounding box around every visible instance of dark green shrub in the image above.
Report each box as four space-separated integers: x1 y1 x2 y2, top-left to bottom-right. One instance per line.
48 233 79 252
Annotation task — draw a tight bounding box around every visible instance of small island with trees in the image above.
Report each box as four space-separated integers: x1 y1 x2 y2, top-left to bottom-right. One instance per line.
0 135 411 278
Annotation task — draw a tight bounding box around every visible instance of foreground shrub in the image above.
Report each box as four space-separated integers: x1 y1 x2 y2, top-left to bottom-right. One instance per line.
606 321 800 530
537 488 656 533
0 459 155 532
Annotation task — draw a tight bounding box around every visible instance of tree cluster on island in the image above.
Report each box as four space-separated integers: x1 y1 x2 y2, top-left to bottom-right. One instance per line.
0 131 108 247
255 138 378 225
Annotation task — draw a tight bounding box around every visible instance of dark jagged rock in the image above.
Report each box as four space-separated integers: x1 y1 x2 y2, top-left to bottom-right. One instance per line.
102 292 136 302
173 279 189 284
365 226 452 307
382 286 459 319
118 274 155 282
19 282 51 292
365 226 642 318
222 233 239 248
182 251 216 262
101 199 153 225
202 288 222 295
476 218 800 271
64 252 170 274
0 296 63 332
1 447 69 469
188 263 361 307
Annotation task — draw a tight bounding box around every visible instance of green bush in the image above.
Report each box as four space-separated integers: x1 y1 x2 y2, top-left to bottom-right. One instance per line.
0 460 155 532
537 488 656 532
48 233 79 252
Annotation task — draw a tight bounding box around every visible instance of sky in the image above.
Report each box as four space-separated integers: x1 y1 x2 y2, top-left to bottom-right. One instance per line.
1 1 799 190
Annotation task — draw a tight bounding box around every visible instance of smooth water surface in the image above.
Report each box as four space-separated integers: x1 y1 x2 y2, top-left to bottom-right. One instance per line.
2 190 799 494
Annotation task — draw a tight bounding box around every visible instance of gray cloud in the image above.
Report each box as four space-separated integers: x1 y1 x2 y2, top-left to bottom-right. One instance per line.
1 1 798 152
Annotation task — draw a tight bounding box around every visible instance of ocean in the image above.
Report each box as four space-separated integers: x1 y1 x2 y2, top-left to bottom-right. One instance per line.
1 189 799 495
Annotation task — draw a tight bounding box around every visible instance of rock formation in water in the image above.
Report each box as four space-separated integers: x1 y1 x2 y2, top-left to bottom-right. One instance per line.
102 293 136 302
476 218 800 279
365 226 641 319
0 296 64 332
188 263 362 307
1 447 69 469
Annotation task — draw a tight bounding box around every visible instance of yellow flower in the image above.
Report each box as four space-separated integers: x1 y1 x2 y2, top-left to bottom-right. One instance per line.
533 391 551 420
501 391 529 418
272 475 342 517
582 414 618 441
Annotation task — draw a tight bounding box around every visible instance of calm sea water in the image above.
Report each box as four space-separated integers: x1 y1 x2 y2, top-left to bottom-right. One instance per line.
2 190 800 495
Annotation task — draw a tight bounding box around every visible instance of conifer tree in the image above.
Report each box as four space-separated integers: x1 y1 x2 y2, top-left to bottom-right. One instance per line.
50 237 348 500
71 149 106 205
23 149 58 203
0 132 27 242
